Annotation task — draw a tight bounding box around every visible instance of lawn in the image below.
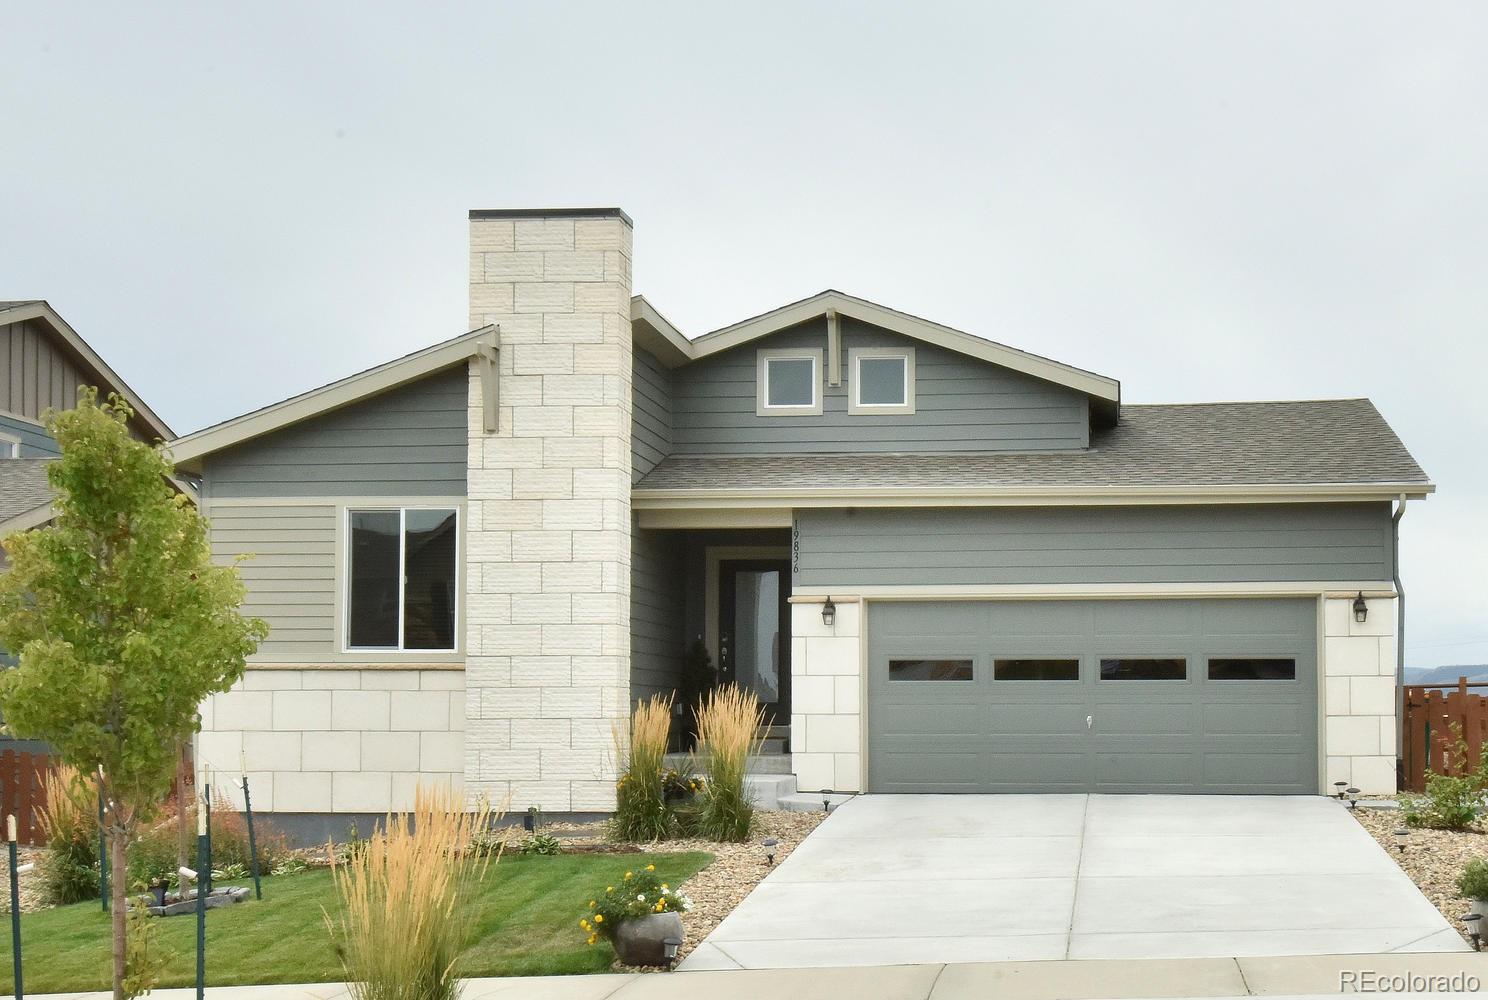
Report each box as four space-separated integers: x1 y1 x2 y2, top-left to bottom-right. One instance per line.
1 850 714 993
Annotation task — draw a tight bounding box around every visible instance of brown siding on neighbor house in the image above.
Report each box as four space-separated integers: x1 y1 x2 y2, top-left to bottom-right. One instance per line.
0 318 87 421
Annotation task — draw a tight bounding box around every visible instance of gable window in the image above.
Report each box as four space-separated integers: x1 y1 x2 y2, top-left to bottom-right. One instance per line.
756 348 823 416
0 433 18 459
848 347 916 415
346 507 459 651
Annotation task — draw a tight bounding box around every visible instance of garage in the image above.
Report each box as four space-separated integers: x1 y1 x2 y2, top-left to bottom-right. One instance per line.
866 598 1318 794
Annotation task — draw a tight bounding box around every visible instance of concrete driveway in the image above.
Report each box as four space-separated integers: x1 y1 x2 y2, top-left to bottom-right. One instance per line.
681 794 1467 970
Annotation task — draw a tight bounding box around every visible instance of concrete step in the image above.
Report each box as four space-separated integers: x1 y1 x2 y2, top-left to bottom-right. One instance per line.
745 773 798 810
777 791 855 814
664 752 794 775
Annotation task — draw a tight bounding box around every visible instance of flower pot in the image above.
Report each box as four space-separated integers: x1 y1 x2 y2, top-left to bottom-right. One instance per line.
1473 898 1488 920
612 911 685 967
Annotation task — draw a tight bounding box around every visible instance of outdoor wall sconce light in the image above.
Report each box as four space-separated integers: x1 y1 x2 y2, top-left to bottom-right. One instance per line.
1334 781 1349 800
822 788 834 813
1353 592 1369 624
523 805 540 833
663 936 683 965
1346 787 1361 810
821 596 837 629
1393 829 1409 853
763 837 778 866
1461 913 1482 951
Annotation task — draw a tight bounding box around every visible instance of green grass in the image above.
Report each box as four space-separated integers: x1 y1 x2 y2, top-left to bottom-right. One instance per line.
0 851 713 993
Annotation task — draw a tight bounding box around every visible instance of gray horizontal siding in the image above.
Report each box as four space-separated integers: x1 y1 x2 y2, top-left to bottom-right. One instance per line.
0 319 88 420
669 318 1089 456
205 366 468 498
0 413 59 457
796 503 1394 587
631 524 686 704
208 501 338 659
632 347 672 483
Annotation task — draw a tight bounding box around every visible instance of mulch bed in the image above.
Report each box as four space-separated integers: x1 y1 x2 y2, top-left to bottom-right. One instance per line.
1352 803 1487 944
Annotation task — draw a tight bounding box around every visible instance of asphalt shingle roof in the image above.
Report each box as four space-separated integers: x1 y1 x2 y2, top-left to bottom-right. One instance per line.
0 460 55 522
634 399 1430 493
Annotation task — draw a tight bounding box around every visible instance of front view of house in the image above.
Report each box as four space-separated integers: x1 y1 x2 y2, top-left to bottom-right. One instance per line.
167 208 1431 829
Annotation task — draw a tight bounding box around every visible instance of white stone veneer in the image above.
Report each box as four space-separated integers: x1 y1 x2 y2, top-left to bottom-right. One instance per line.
1322 595 1399 794
463 212 634 812
197 669 465 813
789 598 864 793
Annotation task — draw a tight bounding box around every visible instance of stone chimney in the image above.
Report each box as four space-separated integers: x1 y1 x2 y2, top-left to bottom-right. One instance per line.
464 208 634 812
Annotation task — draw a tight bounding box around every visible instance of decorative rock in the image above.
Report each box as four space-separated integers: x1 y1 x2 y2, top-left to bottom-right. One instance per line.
611 911 684 967
145 886 251 917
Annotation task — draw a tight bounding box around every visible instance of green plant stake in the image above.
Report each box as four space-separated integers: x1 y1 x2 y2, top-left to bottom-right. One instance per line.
241 774 262 900
194 795 207 1000
96 786 108 913
8 815 23 1000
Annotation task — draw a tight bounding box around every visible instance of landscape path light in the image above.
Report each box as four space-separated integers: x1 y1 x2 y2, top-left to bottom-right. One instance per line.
1346 787 1360 810
1462 913 1482 951
763 837 778 866
1393 829 1409 853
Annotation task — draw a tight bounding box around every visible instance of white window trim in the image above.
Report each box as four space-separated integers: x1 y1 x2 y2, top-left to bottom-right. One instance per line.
0 432 19 459
848 347 916 415
342 505 461 654
756 348 823 416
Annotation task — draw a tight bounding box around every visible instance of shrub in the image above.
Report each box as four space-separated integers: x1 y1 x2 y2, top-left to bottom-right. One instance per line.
36 763 101 905
580 863 691 946
611 694 673 842
520 833 562 856
122 897 170 999
1402 728 1487 831
1459 858 1488 900
325 785 494 1000
127 803 291 891
692 684 764 842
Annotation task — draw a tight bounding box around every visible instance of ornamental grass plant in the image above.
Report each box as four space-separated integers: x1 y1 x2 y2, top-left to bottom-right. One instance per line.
324 785 495 1000
611 694 673 842
693 684 764 842
36 763 100 905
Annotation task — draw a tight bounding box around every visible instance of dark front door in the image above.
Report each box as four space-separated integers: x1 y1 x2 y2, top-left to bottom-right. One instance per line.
718 559 791 726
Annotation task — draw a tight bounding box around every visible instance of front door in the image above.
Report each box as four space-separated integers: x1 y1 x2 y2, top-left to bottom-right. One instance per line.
718 559 791 727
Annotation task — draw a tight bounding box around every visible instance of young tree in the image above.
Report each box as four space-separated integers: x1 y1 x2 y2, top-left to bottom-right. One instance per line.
0 390 267 1000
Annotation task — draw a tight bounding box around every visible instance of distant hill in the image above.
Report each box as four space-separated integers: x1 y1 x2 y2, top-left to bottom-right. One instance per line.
1404 664 1488 688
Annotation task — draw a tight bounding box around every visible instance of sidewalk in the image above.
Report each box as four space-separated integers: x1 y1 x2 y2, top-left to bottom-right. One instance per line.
17 952 1488 1000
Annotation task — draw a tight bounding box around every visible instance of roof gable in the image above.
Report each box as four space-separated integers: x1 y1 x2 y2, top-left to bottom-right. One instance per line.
0 300 174 440
632 290 1120 420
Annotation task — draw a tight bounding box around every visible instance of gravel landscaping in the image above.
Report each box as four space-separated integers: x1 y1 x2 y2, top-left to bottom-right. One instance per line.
1352 803 1487 944
0 846 46 914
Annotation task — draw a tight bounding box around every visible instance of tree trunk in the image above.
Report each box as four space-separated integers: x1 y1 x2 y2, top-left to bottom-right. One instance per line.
110 824 128 1000
176 742 192 876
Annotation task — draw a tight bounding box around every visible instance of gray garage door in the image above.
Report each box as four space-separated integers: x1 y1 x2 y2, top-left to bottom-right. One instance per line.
867 598 1318 794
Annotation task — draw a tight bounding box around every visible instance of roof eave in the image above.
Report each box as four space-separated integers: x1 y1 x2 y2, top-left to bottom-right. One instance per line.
631 481 1435 509
169 325 497 470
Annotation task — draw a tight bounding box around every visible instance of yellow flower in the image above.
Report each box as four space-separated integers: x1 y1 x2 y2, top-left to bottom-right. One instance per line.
606 886 614 892
587 934 597 946
589 900 597 908
645 864 655 872
661 884 669 891
580 919 590 929
594 914 603 923
624 871 633 880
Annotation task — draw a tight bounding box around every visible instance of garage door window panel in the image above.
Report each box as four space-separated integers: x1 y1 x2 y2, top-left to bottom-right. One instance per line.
993 658 1080 681
888 658 974 681
1099 657 1188 681
1207 657 1297 681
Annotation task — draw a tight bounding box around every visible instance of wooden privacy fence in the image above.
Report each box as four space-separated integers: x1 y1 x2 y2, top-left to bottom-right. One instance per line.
1402 678 1488 792
0 748 52 845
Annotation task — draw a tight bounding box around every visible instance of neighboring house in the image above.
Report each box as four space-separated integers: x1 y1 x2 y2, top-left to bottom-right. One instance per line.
0 299 175 749
167 207 1431 831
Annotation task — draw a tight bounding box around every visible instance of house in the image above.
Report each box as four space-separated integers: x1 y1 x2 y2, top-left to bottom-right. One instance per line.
167 207 1431 833
0 300 176 749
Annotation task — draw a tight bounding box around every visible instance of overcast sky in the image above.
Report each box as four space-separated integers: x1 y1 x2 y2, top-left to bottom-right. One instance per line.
3 3 1485 667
